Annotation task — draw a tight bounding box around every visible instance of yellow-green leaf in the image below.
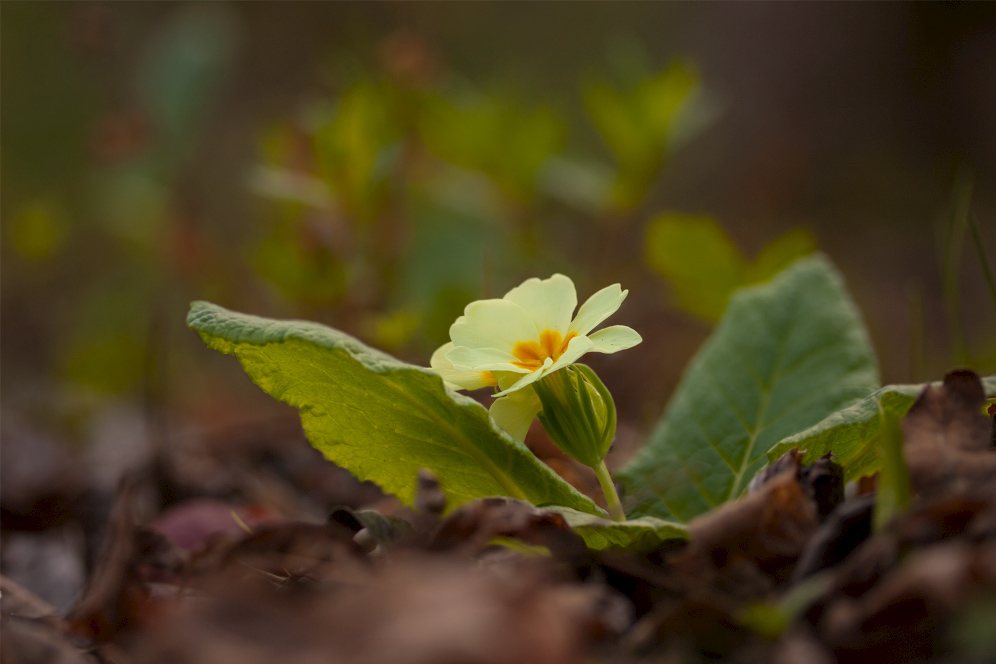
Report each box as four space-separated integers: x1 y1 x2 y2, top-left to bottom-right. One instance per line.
187 301 602 515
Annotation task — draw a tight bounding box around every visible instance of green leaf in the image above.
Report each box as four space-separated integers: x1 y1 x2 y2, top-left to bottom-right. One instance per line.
584 62 701 210
645 213 746 322
767 375 996 482
187 301 602 516
584 62 698 176
551 507 688 552
872 404 910 531
618 255 879 522
645 216 817 323
314 80 399 223
744 228 817 284
418 93 565 202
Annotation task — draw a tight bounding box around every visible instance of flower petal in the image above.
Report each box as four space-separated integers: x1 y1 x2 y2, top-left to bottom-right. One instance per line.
569 284 628 337
430 343 497 391
544 334 595 375
489 387 542 441
495 372 525 392
495 335 595 396
493 357 554 396
445 346 528 374
450 299 539 353
587 325 642 354
502 273 577 335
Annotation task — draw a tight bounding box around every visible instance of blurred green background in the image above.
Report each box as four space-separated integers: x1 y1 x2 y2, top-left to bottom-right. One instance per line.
3 2 995 436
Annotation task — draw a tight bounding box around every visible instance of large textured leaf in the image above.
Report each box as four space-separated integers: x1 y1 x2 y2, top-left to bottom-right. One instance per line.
768 375 996 482
618 255 879 522
553 507 688 552
187 301 601 515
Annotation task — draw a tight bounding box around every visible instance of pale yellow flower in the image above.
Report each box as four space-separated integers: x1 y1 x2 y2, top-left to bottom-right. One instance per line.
430 274 640 440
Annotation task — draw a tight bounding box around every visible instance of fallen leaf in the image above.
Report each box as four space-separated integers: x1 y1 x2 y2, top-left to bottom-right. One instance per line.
903 370 996 497
674 468 819 583
68 478 147 643
820 540 992 664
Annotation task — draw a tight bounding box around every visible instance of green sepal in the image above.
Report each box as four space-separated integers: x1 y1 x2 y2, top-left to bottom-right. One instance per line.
534 365 617 468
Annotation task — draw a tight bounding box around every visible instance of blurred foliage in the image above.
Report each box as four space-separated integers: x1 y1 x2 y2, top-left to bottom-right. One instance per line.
645 213 817 322
313 81 400 224
419 91 566 204
7 200 71 261
246 50 711 355
3 3 993 410
585 61 706 211
3 5 241 396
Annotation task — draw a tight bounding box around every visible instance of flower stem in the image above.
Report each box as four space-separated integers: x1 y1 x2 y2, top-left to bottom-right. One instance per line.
594 460 626 522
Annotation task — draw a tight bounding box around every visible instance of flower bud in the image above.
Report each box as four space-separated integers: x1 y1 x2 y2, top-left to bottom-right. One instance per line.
532 364 617 468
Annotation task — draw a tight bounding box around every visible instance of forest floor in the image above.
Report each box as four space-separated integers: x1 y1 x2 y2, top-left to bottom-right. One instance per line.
2 370 996 664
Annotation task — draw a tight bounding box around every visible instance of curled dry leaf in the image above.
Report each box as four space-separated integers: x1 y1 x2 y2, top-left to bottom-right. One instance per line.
428 497 587 559
820 540 996 664
617 460 827 658
674 467 819 583
903 370 996 497
67 478 146 643
792 495 874 582
750 449 845 523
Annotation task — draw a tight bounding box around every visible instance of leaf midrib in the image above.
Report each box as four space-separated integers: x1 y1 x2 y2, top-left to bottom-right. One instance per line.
290 340 533 503
724 298 795 500
379 374 532 503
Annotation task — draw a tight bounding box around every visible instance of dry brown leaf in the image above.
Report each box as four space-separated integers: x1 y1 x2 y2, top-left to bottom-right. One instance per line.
129 556 622 664
673 468 819 583
820 540 996 664
903 370 996 497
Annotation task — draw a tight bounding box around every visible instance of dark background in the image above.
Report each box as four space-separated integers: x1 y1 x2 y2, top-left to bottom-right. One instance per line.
3 1 995 445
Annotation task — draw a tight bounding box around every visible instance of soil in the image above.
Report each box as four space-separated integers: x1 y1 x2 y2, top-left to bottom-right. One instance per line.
3 370 996 664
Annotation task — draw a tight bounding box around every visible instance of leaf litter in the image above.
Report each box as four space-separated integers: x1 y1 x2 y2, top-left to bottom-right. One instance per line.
4 370 996 663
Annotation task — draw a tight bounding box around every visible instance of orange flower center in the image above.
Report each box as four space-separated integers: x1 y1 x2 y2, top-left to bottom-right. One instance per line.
511 330 577 371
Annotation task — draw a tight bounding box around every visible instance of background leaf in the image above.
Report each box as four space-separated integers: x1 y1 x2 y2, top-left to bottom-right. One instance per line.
584 61 702 210
618 255 879 522
645 213 746 322
552 507 688 552
768 375 996 482
744 228 818 284
645 215 817 323
418 92 565 203
187 301 602 515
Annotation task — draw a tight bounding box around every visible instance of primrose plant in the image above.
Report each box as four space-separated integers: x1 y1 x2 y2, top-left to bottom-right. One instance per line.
430 274 640 520
188 268 683 553
190 255 982 551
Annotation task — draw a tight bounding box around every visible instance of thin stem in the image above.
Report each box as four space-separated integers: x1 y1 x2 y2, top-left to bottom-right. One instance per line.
940 172 973 365
968 213 996 319
595 460 626 522
906 281 926 383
